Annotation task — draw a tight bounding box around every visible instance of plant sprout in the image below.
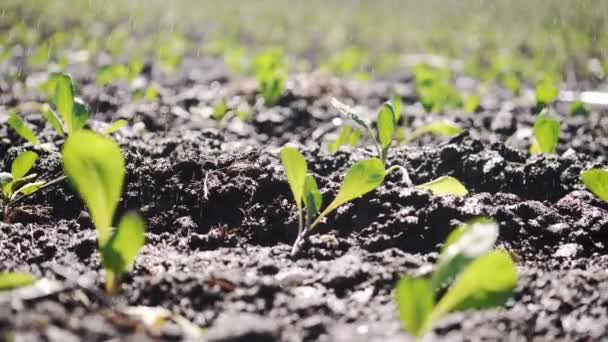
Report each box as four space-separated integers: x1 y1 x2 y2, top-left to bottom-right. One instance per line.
0 272 36 291
281 147 385 255
327 126 361 154
0 151 46 220
535 78 559 109
581 169 608 203
62 130 145 294
530 109 560 155
253 49 287 106
396 218 517 338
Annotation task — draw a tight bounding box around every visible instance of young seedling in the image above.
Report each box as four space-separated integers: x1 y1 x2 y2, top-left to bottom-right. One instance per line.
569 101 590 117
413 64 462 113
0 151 46 220
530 109 560 155
281 147 385 255
417 176 468 197
8 112 39 146
535 78 559 109
62 130 145 294
395 218 518 338
581 169 608 203
253 50 287 106
327 126 360 154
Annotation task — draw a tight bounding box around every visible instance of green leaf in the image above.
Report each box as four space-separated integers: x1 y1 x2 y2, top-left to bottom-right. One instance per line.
392 95 402 122
431 218 499 290
8 113 39 145
405 121 463 144
569 101 590 117
0 272 36 291
41 104 65 137
581 169 608 203
313 158 384 228
535 78 559 107
464 95 480 113
395 277 434 337
11 151 38 179
104 119 128 135
12 180 45 200
530 111 560 155
102 212 145 281
429 251 517 324
302 174 322 214
377 102 396 150
62 130 125 246
53 72 75 133
73 98 90 131
280 147 308 211
328 126 360 154
417 176 468 197
97 64 129 85
212 99 229 121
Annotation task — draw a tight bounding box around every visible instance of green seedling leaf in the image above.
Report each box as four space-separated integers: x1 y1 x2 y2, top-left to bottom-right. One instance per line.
312 158 384 229
280 147 308 211
53 73 75 133
8 113 39 145
328 126 360 154
535 78 559 108
569 101 590 117
0 272 36 291
377 102 396 150
41 104 65 137
104 119 128 135
62 130 125 246
11 151 38 179
395 277 434 337
464 95 480 113
12 181 45 200
428 251 517 325
581 169 608 203
212 99 229 121
102 212 145 294
97 64 129 85
404 121 463 145
73 98 90 132
417 176 468 197
431 218 499 290
302 175 322 214
530 111 560 155
392 95 402 122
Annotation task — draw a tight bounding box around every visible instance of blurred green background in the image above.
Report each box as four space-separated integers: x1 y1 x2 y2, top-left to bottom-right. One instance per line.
2 0 607 86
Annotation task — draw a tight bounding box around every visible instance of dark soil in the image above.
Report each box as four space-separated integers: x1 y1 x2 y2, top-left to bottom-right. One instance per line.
1 56 608 341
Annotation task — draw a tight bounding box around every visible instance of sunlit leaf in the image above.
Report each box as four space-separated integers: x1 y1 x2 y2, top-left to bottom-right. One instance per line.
395 277 434 337
53 72 75 133
41 104 65 137
8 112 39 145
104 119 128 135
464 95 480 113
11 151 38 179
280 147 308 211
429 251 517 322
581 168 608 203
417 176 468 197
73 98 90 131
102 212 145 289
11 180 45 200
431 218 499 290
392 95 402 122
0 272 36 291
569 101 590 118
535 78 559 107
405 121 463 144
377 102 396 150
302 174 322 214
62 130 125 246
530 111 560 155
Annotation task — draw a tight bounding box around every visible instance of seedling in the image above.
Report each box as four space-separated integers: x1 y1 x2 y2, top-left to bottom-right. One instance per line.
253 49 287 106
535 78 559 109
463 95 480 114
530 109 560 155
281 147 386 255
413 64 462 113
327 126 360 154
0 151 46 220
62 130 145 294
581 169 608 203
417 176 468 197
96 58 143 86
8 112 39 146
396 218 518 338
0 272 36 291
569 101 590 117
331 98 463 160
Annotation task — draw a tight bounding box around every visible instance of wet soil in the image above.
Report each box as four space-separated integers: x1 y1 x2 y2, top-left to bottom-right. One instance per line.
1 57 608 341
